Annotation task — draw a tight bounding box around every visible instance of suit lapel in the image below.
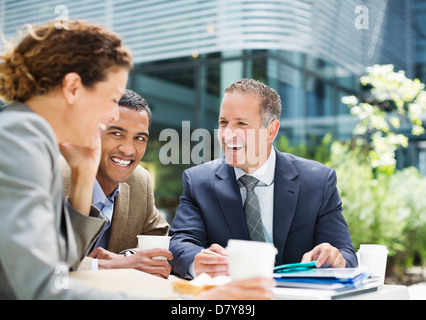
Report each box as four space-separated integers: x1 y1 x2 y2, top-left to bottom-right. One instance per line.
213 164 250 240
108 182 130 253
273 151 300 265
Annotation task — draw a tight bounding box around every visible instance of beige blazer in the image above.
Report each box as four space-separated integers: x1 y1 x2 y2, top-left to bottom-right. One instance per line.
59 157 170 255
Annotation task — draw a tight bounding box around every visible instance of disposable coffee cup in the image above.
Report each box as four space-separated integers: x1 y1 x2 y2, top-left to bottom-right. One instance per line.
137 235 171 260
357 244 389 285
227 239 278 281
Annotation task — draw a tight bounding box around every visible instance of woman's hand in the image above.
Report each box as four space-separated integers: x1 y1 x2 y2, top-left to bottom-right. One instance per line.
197 277 276 300
59 134 101 216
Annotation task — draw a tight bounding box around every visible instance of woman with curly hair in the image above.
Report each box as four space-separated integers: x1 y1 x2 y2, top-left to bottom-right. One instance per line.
0 20 132 299
0 20 274 300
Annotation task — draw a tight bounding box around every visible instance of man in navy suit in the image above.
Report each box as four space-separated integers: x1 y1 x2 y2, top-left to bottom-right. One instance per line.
169 79 357 279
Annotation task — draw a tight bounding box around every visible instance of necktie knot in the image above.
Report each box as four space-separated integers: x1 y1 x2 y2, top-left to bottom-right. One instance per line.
238 175 259 192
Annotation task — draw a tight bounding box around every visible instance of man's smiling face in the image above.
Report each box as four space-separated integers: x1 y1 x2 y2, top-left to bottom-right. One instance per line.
217 91 269 174
96 106 149 195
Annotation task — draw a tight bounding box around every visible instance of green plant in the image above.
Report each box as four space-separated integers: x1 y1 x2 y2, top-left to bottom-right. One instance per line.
342 64 426 175
338 65 426 278
275 65 426 279
327 141 426 279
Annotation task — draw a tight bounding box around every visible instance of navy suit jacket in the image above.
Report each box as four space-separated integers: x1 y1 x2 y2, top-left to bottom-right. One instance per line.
169 149 357 278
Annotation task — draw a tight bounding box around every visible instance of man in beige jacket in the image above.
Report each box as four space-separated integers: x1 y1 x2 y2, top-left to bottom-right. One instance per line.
60 89 171 278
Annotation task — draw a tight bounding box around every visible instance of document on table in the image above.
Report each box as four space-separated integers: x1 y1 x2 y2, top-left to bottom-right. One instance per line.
273 267 381 299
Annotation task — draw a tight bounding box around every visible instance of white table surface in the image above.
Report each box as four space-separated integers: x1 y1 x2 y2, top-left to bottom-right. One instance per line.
71 269 409 300
273 284 409 300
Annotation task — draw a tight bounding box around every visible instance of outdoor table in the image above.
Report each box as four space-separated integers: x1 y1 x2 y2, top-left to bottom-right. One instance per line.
71 268 410 300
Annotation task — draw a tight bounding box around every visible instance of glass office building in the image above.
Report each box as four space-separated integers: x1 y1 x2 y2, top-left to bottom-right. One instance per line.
415 0 426 83
413 0 426 174
1 0 425 206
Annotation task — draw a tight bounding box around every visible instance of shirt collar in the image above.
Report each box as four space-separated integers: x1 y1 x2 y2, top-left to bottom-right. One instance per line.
234 148 276 186
92 179 121 206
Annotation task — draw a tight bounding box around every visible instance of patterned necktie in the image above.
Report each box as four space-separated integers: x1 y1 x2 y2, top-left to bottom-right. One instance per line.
238 175 266 242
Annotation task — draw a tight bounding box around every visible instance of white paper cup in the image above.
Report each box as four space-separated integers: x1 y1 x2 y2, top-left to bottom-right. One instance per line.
226 239 278 281
137 235 171 260
357 244 389 285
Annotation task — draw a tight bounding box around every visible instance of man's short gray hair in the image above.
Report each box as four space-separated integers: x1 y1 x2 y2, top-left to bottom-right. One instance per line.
225 78 282 127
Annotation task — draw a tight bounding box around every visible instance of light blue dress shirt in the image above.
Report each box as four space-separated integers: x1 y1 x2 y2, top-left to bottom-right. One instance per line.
91 179 120 250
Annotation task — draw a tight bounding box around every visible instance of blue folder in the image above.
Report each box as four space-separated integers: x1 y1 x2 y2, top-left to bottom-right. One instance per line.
274 267 370 289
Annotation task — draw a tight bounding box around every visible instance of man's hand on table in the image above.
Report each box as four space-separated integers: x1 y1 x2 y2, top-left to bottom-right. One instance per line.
89 247 173 279
301 242 346 268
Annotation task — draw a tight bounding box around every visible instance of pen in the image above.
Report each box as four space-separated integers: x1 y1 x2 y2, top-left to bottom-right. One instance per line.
201 249 223 257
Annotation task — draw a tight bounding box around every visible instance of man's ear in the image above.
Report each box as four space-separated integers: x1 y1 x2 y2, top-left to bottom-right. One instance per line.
267 119 280 143
61 72 83 105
